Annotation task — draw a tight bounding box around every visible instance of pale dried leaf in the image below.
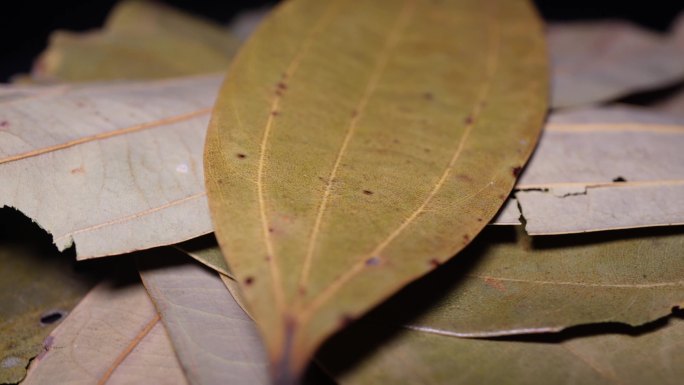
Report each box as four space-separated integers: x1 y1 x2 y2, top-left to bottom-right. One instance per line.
138 250 269 385
492 106 684 233
0 75 221 258
22 279 187 385
549 16 684 108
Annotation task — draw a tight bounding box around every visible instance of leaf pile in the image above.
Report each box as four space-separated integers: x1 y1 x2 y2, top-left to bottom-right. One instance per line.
1 1 683 385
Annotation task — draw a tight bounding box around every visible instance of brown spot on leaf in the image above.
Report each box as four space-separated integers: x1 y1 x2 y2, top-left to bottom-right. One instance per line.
70 166 85 174
0 121 9 127
363 189 373 195
236 153 247 159
463 234 470 242
477 217 483 222
423 92 434 100
429 258 441 268
339 314 355 327
512 166 522 177
244 276 255 286
277 82 287 90
464 115 473 124
271 110 280 116
268 227 275 233
499 194 506 200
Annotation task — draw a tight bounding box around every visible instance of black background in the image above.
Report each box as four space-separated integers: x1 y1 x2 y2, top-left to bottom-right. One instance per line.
1 0 683 82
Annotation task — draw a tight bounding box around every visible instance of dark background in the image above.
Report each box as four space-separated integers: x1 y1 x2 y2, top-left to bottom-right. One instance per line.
1 0 683 82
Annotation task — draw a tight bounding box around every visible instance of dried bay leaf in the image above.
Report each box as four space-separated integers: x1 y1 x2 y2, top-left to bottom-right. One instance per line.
32 0 239 82
205 0 548 379
323 315 684 385
0 240 96 383
398 226 684 337
175 235 231 277
0 75 221 258
138 250 269 385
549 15 684 108
22 278 187 385
493 106 684 233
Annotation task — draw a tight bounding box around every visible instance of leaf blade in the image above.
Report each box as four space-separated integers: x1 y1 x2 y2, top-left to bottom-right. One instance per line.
206 0 548 377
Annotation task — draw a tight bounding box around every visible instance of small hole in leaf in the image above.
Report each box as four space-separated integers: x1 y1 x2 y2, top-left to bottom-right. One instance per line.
612 176 627 182
40 311 65 325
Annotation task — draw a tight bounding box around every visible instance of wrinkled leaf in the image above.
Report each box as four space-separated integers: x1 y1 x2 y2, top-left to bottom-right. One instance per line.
138 250 269 385
549 15 684 108
32 0 239 82
0 75 221 258
323 315 684 385
493 106 684 233
205 0 548 378
22 278 187 385
0 240 95 383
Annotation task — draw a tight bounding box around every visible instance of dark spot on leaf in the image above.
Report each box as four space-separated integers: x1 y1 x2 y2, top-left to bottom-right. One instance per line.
423 92 434 100
477 217 483 222
351 109 358 118
277 82 287 90
512 166 522 177
244 276 255 286
271 110 280 116
0 121 9 127
365 257 380 266
339 314 355 327
363 189 373 195
464 115 473 124
613 176 627 182
393 139 400 144
463 234 470 242
424 148 431 153
236 153 247 159
268 227 275 233
429 259 441 268
40 311 65 325
499 194 506 200
265 255 271 261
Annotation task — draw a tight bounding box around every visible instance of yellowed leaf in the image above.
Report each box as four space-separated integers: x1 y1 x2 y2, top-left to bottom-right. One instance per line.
138 250 269 385
0 75 221 258
492 106 684 233
22 279 187 385
205 0 548 379
549 15 684 108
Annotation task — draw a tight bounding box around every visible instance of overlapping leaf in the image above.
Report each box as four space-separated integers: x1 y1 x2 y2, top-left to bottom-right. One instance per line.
493 106 684 233
549 15 684 108
0 75 221 258
138 250 268 385
0 239 95 383
323 316 684 385
205 0 548 378
22 278 186 385
32 0 239 82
